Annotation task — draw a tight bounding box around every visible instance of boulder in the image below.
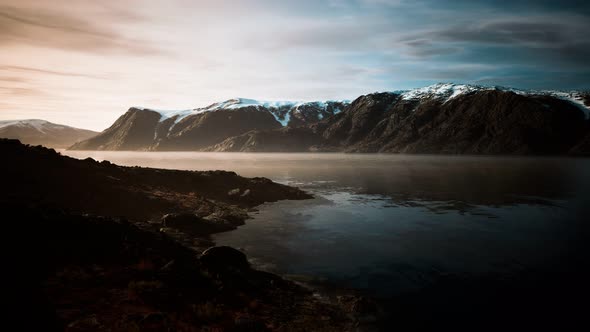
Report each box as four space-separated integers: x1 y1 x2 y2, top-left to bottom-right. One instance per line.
200 246 250 271
228 188 241 196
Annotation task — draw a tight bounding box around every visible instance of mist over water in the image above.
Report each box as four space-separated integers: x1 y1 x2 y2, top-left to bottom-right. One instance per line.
63 151 590 296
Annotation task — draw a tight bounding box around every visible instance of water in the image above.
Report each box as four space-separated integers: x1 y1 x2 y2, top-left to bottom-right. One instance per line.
62 151 590 297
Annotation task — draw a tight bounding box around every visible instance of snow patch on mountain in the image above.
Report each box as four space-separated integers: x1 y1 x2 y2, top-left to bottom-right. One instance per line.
399 83 484 102
205 98 350 112
274 112 291 126
205 98 298 111
134 108 200 124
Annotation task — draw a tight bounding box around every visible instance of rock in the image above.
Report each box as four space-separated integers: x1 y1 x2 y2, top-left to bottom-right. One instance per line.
161 212 233 235
228 188 241 196
200 246 250 271
67 314 102 331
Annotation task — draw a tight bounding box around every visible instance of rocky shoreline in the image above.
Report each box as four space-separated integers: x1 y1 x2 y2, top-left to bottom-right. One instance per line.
5 139 589 331
2 139 377 331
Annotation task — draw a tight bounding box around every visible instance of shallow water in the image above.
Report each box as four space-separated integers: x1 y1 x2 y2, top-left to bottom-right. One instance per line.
62 151 590 296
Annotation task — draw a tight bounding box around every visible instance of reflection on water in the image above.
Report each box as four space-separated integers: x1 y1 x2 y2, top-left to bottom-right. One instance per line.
62 150 590 295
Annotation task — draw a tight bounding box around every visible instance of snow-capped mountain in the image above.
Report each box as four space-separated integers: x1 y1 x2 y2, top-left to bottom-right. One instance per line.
70 99 349 151
209 84 590 154
392 83 590 117
0 119 98 148
70 84 590 154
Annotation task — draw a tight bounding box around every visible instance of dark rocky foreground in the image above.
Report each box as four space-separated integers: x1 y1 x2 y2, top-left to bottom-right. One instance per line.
7 209 360 331
2 138 310 224
2 139 367 331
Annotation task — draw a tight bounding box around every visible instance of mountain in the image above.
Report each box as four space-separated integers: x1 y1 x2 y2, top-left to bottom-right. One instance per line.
0 119 97 148
210 84 590 155
69 99 349 151
69 84 590 155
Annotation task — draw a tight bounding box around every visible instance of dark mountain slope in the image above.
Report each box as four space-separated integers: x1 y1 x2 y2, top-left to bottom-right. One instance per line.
206 126 324 152
344 90 587 154
155 108 282 150
69 108 162 150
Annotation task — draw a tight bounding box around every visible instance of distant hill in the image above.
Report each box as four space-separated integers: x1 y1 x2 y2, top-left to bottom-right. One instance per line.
0 119 97 148
69 84 590 155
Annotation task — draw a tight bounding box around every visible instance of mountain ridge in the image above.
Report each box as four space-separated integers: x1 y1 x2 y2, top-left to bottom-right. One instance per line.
69 83 590 154
69 99 350 151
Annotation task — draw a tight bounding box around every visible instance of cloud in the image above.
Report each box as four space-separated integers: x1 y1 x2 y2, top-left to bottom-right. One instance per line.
0 65 108 79
0 86 44 96
398 15 590 69
0 76 26 83
0 4 160 54
358 0 405 6
428 19 587 48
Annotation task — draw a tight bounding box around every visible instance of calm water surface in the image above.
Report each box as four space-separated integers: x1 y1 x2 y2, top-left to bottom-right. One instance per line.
62 151 590 296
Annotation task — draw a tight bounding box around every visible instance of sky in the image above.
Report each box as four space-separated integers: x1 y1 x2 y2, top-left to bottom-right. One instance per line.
0 0 589 131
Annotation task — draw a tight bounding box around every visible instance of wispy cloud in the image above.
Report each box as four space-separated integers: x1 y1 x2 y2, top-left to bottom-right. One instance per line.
0 4 159 54
396 14 590 73
0 65 108 79
0 86 44 96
